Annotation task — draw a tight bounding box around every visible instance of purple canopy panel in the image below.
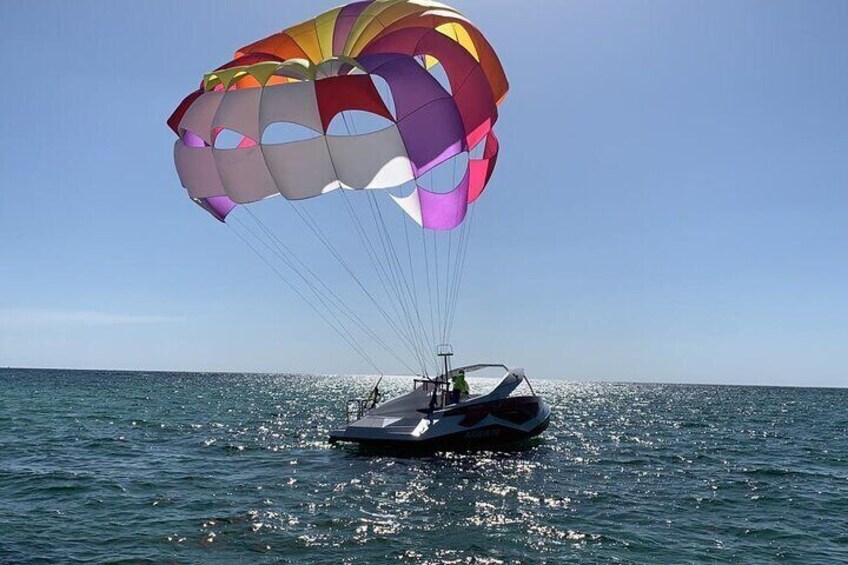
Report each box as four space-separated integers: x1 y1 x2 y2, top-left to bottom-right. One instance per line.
417 167 469 230
359 54 464 175
196 195 237 222
398 97 465 176
182 130 206 148
358 54 451 120
364 28 498 148
333 1 372 56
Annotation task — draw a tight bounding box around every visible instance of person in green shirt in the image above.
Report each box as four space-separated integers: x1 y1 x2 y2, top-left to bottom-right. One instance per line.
451 369 470 403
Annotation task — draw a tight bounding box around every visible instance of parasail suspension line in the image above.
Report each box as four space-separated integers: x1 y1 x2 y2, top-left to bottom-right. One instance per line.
241 210 418 374
228 220 382 374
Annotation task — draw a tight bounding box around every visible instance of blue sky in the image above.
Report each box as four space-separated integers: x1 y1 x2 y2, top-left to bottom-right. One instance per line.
1 1 846 386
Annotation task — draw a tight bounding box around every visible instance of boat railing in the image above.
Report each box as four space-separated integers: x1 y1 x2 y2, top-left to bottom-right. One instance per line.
413 378 439 392
414 378 456 408
345 398 370 424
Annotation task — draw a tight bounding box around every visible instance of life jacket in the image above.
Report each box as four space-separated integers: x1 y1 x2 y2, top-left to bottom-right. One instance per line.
452 374 469 394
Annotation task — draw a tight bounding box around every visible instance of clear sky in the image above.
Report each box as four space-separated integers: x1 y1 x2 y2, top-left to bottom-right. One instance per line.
1 1 846 386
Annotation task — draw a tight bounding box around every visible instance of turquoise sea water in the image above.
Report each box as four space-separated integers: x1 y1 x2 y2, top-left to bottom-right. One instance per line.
1 369 846 563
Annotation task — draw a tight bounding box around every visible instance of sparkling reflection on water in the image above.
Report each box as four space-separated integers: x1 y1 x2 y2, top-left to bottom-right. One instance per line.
1 370 847 563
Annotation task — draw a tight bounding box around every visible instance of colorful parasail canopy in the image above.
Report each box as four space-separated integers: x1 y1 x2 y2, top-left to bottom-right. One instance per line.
167 0 508 230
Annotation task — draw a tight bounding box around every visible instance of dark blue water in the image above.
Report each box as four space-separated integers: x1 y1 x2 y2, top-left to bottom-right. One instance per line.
1 369 846 563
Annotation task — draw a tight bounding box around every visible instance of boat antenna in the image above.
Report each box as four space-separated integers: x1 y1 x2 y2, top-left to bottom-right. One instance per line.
428 344 454 413
437 344 454 382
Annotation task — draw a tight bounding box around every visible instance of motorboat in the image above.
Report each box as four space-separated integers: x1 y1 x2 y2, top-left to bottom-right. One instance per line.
328 354 551 450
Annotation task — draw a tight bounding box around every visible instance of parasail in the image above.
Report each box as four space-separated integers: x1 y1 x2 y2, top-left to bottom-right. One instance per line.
168 0 508 375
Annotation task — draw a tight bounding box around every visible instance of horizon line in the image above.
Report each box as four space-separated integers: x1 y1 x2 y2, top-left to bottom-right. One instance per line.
1 365 846 390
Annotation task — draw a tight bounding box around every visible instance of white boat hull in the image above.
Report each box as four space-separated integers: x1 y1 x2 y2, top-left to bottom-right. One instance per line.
329 367 551 450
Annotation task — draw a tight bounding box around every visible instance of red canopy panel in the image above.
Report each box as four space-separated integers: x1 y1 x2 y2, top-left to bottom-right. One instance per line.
314 74 394 132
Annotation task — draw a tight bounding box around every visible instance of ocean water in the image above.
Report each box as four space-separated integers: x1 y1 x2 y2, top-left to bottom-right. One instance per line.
1 369 846 564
